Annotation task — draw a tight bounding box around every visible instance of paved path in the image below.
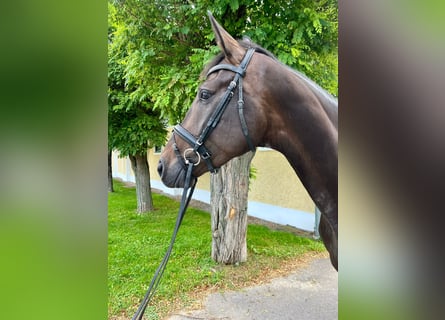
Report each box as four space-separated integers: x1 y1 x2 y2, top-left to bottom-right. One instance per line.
167 258 337 320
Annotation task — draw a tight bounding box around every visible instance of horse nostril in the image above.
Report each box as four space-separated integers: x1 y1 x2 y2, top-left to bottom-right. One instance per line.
157 160 164 178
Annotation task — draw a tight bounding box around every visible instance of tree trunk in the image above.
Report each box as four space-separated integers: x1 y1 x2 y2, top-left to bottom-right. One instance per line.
210 151 255 264
108 150 114 193
129 153 153 213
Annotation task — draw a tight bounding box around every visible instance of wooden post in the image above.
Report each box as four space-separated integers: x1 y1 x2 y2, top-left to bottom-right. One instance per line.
210 151 254 264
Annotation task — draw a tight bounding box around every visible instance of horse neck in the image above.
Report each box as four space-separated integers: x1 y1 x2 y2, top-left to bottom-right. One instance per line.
262 69 338 220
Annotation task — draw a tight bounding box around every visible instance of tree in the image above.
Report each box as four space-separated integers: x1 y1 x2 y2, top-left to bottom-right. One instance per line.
108 2 167 213
211 151 255 263
107 0 224 213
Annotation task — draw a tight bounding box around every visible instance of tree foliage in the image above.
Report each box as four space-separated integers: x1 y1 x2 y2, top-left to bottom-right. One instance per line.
108 2 167 156
109 0 337 135
209 0 338 94
243 0 338 95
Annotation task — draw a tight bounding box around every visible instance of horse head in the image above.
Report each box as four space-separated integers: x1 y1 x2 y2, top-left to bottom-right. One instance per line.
158 14 268 188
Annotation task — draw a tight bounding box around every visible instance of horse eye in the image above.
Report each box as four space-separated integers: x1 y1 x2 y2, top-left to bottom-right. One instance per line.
199 90 212 100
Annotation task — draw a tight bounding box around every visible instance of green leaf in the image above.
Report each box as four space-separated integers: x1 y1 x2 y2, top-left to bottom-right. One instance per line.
229 0 239 12
291 47 301 58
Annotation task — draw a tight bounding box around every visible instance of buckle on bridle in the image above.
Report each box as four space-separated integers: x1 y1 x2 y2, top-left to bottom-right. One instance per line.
183 148 201 166
201 151 212 160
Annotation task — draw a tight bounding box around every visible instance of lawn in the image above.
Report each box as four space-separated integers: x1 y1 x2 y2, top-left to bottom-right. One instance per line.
108 180 325 319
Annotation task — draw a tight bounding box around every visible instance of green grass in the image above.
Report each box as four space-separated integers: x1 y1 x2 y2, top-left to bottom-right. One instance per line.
108 180 324 319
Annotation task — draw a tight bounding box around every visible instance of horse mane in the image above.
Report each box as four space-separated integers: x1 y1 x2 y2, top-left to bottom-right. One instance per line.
202 37 337 106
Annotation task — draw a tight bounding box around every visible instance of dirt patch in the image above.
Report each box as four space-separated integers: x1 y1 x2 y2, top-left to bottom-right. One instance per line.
167 250 329 317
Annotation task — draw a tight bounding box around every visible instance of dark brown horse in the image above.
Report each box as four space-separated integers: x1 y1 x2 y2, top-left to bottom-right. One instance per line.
158 14 338 270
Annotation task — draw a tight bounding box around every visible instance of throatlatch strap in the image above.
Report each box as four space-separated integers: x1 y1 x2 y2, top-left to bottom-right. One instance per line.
237 76 255 152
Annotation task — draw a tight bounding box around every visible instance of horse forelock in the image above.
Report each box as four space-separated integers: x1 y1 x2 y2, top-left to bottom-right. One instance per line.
201 53 225 79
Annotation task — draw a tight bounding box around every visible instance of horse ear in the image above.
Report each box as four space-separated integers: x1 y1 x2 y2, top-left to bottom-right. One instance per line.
208 11 245 63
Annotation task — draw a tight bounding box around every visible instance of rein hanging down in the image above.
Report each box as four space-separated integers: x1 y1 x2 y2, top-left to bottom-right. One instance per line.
132 163 196 320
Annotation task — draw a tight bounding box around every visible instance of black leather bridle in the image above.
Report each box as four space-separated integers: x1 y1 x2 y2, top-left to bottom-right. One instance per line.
173 47 256 174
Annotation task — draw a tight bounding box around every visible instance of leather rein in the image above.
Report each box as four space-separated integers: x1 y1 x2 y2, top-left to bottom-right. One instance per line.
132 48 256 320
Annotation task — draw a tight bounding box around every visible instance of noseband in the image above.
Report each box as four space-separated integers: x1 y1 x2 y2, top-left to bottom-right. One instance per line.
173 48 256 174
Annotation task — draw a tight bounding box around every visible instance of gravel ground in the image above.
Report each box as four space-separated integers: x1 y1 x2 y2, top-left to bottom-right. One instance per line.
167 257 338 320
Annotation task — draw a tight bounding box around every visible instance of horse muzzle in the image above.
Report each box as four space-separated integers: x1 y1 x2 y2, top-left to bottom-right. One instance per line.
157 157 186 188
